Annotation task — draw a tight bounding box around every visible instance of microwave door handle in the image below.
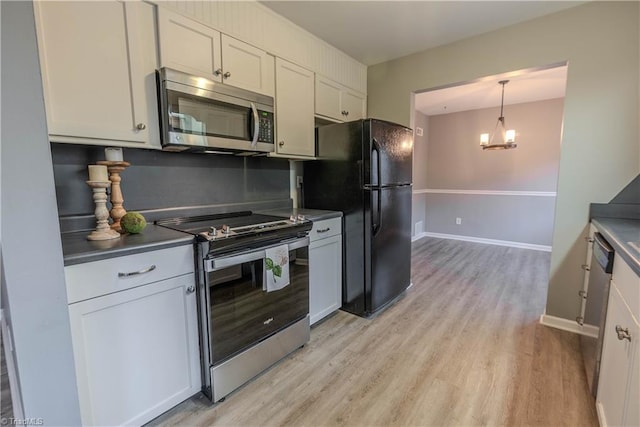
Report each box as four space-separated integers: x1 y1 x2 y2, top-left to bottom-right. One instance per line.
250 102 259 147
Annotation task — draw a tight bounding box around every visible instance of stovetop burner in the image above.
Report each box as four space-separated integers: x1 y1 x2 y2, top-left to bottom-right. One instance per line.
156 211 312 251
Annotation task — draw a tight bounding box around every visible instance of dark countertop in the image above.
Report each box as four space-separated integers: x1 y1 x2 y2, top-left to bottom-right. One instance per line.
62 225 193 266
591 217 640 276
258 208 343 221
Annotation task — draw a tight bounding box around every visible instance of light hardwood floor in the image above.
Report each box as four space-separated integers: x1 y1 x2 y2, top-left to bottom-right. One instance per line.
148 237 598 426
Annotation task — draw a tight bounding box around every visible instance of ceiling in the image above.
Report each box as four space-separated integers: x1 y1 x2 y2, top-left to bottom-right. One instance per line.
415 65 568 116
261 1 584 66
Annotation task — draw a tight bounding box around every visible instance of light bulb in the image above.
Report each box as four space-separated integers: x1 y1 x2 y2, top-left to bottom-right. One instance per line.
480 133 489 145
505 129 516 143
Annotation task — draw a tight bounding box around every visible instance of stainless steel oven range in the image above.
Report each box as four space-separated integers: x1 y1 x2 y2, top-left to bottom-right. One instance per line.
157 212 312 402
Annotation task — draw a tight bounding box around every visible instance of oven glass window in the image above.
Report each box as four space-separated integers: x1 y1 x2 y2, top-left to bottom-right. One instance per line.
166 89 250 140
208 249 309 365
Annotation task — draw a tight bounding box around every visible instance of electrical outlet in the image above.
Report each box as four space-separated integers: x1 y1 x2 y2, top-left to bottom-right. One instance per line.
455 217 462 225
296 176 303 188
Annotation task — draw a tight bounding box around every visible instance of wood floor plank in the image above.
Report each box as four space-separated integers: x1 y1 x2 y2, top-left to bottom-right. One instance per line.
147 238 599 427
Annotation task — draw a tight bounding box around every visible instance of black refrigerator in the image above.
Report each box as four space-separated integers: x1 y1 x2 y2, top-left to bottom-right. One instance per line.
304 119 413 317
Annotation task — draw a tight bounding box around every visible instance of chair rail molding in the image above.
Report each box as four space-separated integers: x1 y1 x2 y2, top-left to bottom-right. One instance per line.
413 189 557 197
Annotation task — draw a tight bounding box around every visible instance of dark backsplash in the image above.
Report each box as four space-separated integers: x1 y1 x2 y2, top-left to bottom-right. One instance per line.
51 143 291 230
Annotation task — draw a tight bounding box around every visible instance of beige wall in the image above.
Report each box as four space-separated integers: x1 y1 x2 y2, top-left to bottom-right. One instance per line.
370 2 640 321
427 99 563 191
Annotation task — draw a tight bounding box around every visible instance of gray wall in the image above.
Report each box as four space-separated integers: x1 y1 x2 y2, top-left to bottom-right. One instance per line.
1 2 81 423
418 99 563 246
368 1 640 322
426 99 563 192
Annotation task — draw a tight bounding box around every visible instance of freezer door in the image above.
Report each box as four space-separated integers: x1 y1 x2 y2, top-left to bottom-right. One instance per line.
363 119 413 187
365 185 412 314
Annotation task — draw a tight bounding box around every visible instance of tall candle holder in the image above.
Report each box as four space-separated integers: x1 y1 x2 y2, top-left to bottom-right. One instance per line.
86 181 120 241
97 160 131 232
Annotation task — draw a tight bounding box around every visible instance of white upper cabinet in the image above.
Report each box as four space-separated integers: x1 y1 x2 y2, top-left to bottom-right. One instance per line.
34 1 159 147
315 75 366 122
274 58 315 157
341 89 366 121
157 7 222 83
157 8 274 97
221 35 275 96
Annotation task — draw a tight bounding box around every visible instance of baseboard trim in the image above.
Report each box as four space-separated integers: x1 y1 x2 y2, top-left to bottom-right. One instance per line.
539 314 599 338
412 231 552 252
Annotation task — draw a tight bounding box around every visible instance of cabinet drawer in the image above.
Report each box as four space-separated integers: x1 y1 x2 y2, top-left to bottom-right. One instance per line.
65 245 194 304
612 254 639 321
309 217 342 242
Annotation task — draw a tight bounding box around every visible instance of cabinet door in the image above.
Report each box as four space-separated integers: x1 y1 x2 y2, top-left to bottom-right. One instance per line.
157 8 222 82
342 89 366 121
275 58 315 157
596 283 637 427
221 35 275 96
309 233 343 325
315 75 343 121
35 1 153 145
69 275 200 426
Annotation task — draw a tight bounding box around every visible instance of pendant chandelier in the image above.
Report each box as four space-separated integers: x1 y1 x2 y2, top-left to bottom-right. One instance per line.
480 80 517 150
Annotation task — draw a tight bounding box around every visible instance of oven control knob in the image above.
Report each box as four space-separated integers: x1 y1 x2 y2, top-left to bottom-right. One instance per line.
208 227 217 236
289 215 297 224
297 214 306 222
222 225 231 235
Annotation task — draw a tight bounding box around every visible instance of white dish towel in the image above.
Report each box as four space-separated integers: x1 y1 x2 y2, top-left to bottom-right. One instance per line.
263 244 290 292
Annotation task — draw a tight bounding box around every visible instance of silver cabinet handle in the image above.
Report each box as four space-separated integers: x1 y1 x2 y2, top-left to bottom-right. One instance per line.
279 141 285 147
316 227 331 233
578 290 587 298
214 68 223 76
581 264 590 271
584 236 594 243
118 264 156 278
136 123 146 130
186 285 196 294
345 111 349 116
341 110 347 116
616 325 632 342
223 71 231 78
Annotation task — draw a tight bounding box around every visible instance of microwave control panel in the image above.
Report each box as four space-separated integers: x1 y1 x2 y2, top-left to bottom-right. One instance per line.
257 111 274 143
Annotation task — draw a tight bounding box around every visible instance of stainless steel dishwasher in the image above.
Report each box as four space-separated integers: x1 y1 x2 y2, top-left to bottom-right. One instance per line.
580 232 615 397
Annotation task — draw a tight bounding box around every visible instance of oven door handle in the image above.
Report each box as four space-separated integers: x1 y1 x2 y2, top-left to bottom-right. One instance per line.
205 237 309 272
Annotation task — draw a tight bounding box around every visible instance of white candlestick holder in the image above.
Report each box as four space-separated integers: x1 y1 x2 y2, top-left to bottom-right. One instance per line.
86 180 120 241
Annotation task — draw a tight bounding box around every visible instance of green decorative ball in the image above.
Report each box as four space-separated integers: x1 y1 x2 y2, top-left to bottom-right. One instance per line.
121 212 147 234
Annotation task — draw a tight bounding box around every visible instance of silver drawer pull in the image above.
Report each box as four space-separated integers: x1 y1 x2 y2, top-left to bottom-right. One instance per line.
118 264 156 278
186 285 196 294
316 227 331 233
616 325 632 342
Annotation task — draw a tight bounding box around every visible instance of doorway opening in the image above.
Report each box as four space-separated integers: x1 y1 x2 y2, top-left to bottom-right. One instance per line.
409 63 568 252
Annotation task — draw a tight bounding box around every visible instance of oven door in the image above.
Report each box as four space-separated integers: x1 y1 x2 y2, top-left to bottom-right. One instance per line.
204 237 309 366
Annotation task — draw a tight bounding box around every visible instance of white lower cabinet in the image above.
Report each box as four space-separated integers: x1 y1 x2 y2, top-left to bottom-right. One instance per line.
308 217 343 325
66 247 200 426
596 255 640 427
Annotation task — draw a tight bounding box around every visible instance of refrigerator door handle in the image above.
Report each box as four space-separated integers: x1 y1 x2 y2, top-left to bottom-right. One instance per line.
372 137 382 187
372 188 382 236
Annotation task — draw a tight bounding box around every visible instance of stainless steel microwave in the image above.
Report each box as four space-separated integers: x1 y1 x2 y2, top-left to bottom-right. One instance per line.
156 67 275 154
